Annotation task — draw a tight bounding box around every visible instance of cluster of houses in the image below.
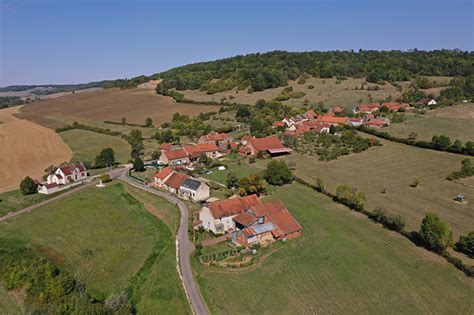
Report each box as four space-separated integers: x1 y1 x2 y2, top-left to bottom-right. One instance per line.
275 101 421 138
37 162 89 194
153 166 210 201
198 194 301 246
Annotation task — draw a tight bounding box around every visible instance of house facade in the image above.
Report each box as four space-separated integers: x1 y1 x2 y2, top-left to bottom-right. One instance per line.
38 183 60 195
198 131 233 147
179 178 210 201
159 149 190 166
47 163 88 185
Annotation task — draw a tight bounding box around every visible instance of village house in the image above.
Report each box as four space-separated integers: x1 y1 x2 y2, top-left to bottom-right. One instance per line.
365 118 389 128
328 106 344 115
232 200 302 246
47 163 88 185
38 182 60 195
284 121 330 137
239 136 292 157
382 102 410 112
198 131 233 147
417 98 437 106
280 109 318 129
184 143 222 161
158 169 210 201
356 103 381 114
347 117 364 127
315 114 348 126
199 194 261 234
159 149 190 166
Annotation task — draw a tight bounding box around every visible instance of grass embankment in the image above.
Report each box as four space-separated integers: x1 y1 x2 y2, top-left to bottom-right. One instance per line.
60 129 131 164
0 182 188 314
0 284 22 314
284 138 474 237
0 189 61 217
194 183 474 314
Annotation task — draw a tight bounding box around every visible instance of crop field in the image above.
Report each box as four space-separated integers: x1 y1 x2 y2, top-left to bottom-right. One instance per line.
17 88 219 129
0 183 188 313
179 76 449 107
385 103 474 142
60 129 131 164
0 106 72 193
194 183 473 314
283 138 474 237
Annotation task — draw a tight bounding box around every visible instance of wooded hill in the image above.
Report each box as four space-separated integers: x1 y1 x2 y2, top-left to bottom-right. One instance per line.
103 50 473 93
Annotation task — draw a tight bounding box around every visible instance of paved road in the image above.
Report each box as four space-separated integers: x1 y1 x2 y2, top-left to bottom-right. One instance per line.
0 180 97 223
118 168 209 315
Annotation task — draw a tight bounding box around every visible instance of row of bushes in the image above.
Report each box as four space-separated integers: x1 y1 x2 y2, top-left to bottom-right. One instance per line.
103 120 148 128
294 177 474 277
357 126 474 156
56 121 123 137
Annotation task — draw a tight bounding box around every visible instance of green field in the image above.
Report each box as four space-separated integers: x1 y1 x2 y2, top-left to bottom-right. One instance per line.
200 159 261 185
385 103 474 143
194 183 474 314
0 182 188 313
60 129 131 164
0 189 61 216
283 137 474 238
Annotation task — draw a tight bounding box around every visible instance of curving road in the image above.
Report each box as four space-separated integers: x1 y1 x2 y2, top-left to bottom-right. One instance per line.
117 167 209 315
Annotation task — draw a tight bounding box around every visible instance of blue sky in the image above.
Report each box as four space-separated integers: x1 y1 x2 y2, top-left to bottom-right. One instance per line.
0 0 472 86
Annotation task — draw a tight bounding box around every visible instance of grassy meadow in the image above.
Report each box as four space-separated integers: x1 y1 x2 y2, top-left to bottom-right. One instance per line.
194 184 474 314
0 182 189 314
0 189 61 216
0 285 22 314
60 129 131 164
283 138 474 237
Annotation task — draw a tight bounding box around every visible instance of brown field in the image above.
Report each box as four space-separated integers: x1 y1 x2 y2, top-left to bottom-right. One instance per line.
0 106 72 193
17 88 219 129
385 103 474 143
179 76 450 107
283 137 474 238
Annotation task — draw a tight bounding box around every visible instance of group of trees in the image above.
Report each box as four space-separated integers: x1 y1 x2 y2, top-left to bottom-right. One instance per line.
263 160 293 185
335 184 366 211
447 159 474 180
95 147 116 168
0 244 133 313
238 174 267 196
152 129 180 144
369 207 406 232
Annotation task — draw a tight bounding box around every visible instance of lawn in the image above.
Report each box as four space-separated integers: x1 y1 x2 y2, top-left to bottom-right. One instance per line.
200 160 261 185
283 138 474 238
194 183 474 314
60 129 131 164
0 182 189 314
131 167 159 184
385 104 474 143
0 189 62 216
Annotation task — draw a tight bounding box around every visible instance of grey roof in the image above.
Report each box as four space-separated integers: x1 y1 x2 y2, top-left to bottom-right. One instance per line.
181 178 202 191
251 222 275 235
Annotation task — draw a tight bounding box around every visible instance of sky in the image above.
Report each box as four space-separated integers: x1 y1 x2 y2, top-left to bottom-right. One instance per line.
0 0 472 86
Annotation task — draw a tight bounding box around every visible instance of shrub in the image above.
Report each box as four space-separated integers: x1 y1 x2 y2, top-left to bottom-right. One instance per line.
455 231 474 258
133 157 145 172
420 213 453 253
99 174 112 183
370 207 406 232
20 176 37 195
264 160 293 186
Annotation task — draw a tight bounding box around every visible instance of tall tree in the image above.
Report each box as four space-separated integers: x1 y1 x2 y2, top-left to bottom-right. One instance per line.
420 213 453 253
20 176 37 195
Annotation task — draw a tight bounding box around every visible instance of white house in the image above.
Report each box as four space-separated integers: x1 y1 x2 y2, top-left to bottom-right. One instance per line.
47 163 88 185
199 194 261 234
179 178 210 201
38 183 60 195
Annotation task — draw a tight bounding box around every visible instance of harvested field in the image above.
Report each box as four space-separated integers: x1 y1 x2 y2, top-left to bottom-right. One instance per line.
17 88 219 129
283 138 474 237
179 76 450 107
385 103 474 142
0 106 72 193
195 184 474 314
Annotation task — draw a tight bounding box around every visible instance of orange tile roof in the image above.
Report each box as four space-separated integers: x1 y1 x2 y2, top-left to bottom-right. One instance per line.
209 194 261 219
359 103 381 112
154 167 173 180
305 109 318 119
249 136 289 152
184 143 220 158
164 149 188 160
233 212 258 226
164 172 188 189
250 200 302 236
160 143 173 151
202 131 229 142
316 115 348 124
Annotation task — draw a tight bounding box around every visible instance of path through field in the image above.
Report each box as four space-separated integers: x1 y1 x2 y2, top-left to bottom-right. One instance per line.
0 106 72 193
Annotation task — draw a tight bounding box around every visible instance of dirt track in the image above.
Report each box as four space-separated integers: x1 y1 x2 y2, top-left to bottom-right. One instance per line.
0 106 72 193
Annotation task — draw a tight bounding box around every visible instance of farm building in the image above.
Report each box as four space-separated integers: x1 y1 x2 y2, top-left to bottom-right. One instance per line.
198 131 233 147
239 136 292 157
199 194 261 234
159 149 190 166
38 182 60 195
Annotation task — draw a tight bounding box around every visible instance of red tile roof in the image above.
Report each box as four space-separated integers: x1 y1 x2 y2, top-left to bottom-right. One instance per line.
201 131 229 142
305 109 318 119
164 172 188 189
250 200 302 236
332 106 343 113
164 149 188 160
160 143 173 151
249 136 290 152
59 163 87 175
209 194 261 219
184 143 220 158
359 103 381 112
272 121 286 127
316 115 348 125
44 183 58 189
233 212 258 226
154 167 173 180
366 119 386 126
